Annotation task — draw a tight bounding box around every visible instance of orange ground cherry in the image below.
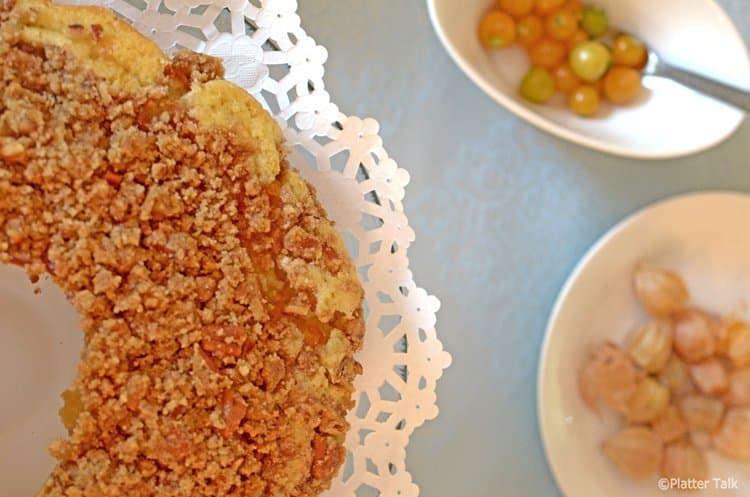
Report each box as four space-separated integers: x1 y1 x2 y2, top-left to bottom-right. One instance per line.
565 0 583 15
569 85 600 116
497 0 535 18
535 0 567 16
478 10 517 48
545 8 579 41
612 34 648 68
529 37 566 68
517 15 544 46
603 66 643 104
567 28 589 51
552 63 582 94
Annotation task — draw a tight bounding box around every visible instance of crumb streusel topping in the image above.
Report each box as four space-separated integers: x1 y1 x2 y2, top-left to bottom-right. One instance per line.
0 0 364 495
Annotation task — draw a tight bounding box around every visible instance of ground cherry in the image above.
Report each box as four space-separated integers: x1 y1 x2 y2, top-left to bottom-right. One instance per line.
603 66 642 104
581 6 608 38
673 309 717 363
530 38 566 68
579 343 640 413
567 29 589 51
552 63 581 94
603 427 664 480
497 0 535 18
727 321 750 367
565 0 583 15
592 77 605 95
662 444 709 481
569 85 600 117
569 41 612 81
545 8 579 41
714 408 750 460
534 0 566 16
613 34 648 68
652 406 689 444
478 10 517 48
634 264 689 317
517 15 544 46
690 359 729 396
519 67 555 103
627 320 673 374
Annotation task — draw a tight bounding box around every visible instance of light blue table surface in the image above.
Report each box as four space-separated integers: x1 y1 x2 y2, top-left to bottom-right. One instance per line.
298 2 750 497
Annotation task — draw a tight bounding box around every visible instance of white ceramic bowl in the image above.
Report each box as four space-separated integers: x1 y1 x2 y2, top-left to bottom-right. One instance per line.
427 0 750 159
538 191 750 497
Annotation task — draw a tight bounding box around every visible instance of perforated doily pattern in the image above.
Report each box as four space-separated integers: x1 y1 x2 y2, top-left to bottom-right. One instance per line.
61 1 452 495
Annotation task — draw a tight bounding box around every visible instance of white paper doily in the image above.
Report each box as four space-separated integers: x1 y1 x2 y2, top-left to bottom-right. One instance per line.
55 1 453 495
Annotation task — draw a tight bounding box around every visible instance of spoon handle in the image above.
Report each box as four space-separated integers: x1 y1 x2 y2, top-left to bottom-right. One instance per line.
653 61 750 112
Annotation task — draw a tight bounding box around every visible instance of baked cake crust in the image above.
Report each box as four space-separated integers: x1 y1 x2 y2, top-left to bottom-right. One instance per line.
0 0 364 495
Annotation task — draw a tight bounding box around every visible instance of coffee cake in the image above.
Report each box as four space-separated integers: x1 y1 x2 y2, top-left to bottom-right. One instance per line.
0 0 365 495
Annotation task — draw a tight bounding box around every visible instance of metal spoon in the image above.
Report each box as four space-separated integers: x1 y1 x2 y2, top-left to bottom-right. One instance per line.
644 51 750 112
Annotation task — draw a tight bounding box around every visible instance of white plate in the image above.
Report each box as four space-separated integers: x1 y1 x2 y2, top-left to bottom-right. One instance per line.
0 2 451 496
426 0 750 159
0 267 81 496
538 191 750 497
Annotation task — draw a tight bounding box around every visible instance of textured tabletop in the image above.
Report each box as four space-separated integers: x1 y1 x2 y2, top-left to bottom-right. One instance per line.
297 2 750 496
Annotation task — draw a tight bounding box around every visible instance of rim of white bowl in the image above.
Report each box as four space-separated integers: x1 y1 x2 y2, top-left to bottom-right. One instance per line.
426 0 749 160
536 189 750 497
